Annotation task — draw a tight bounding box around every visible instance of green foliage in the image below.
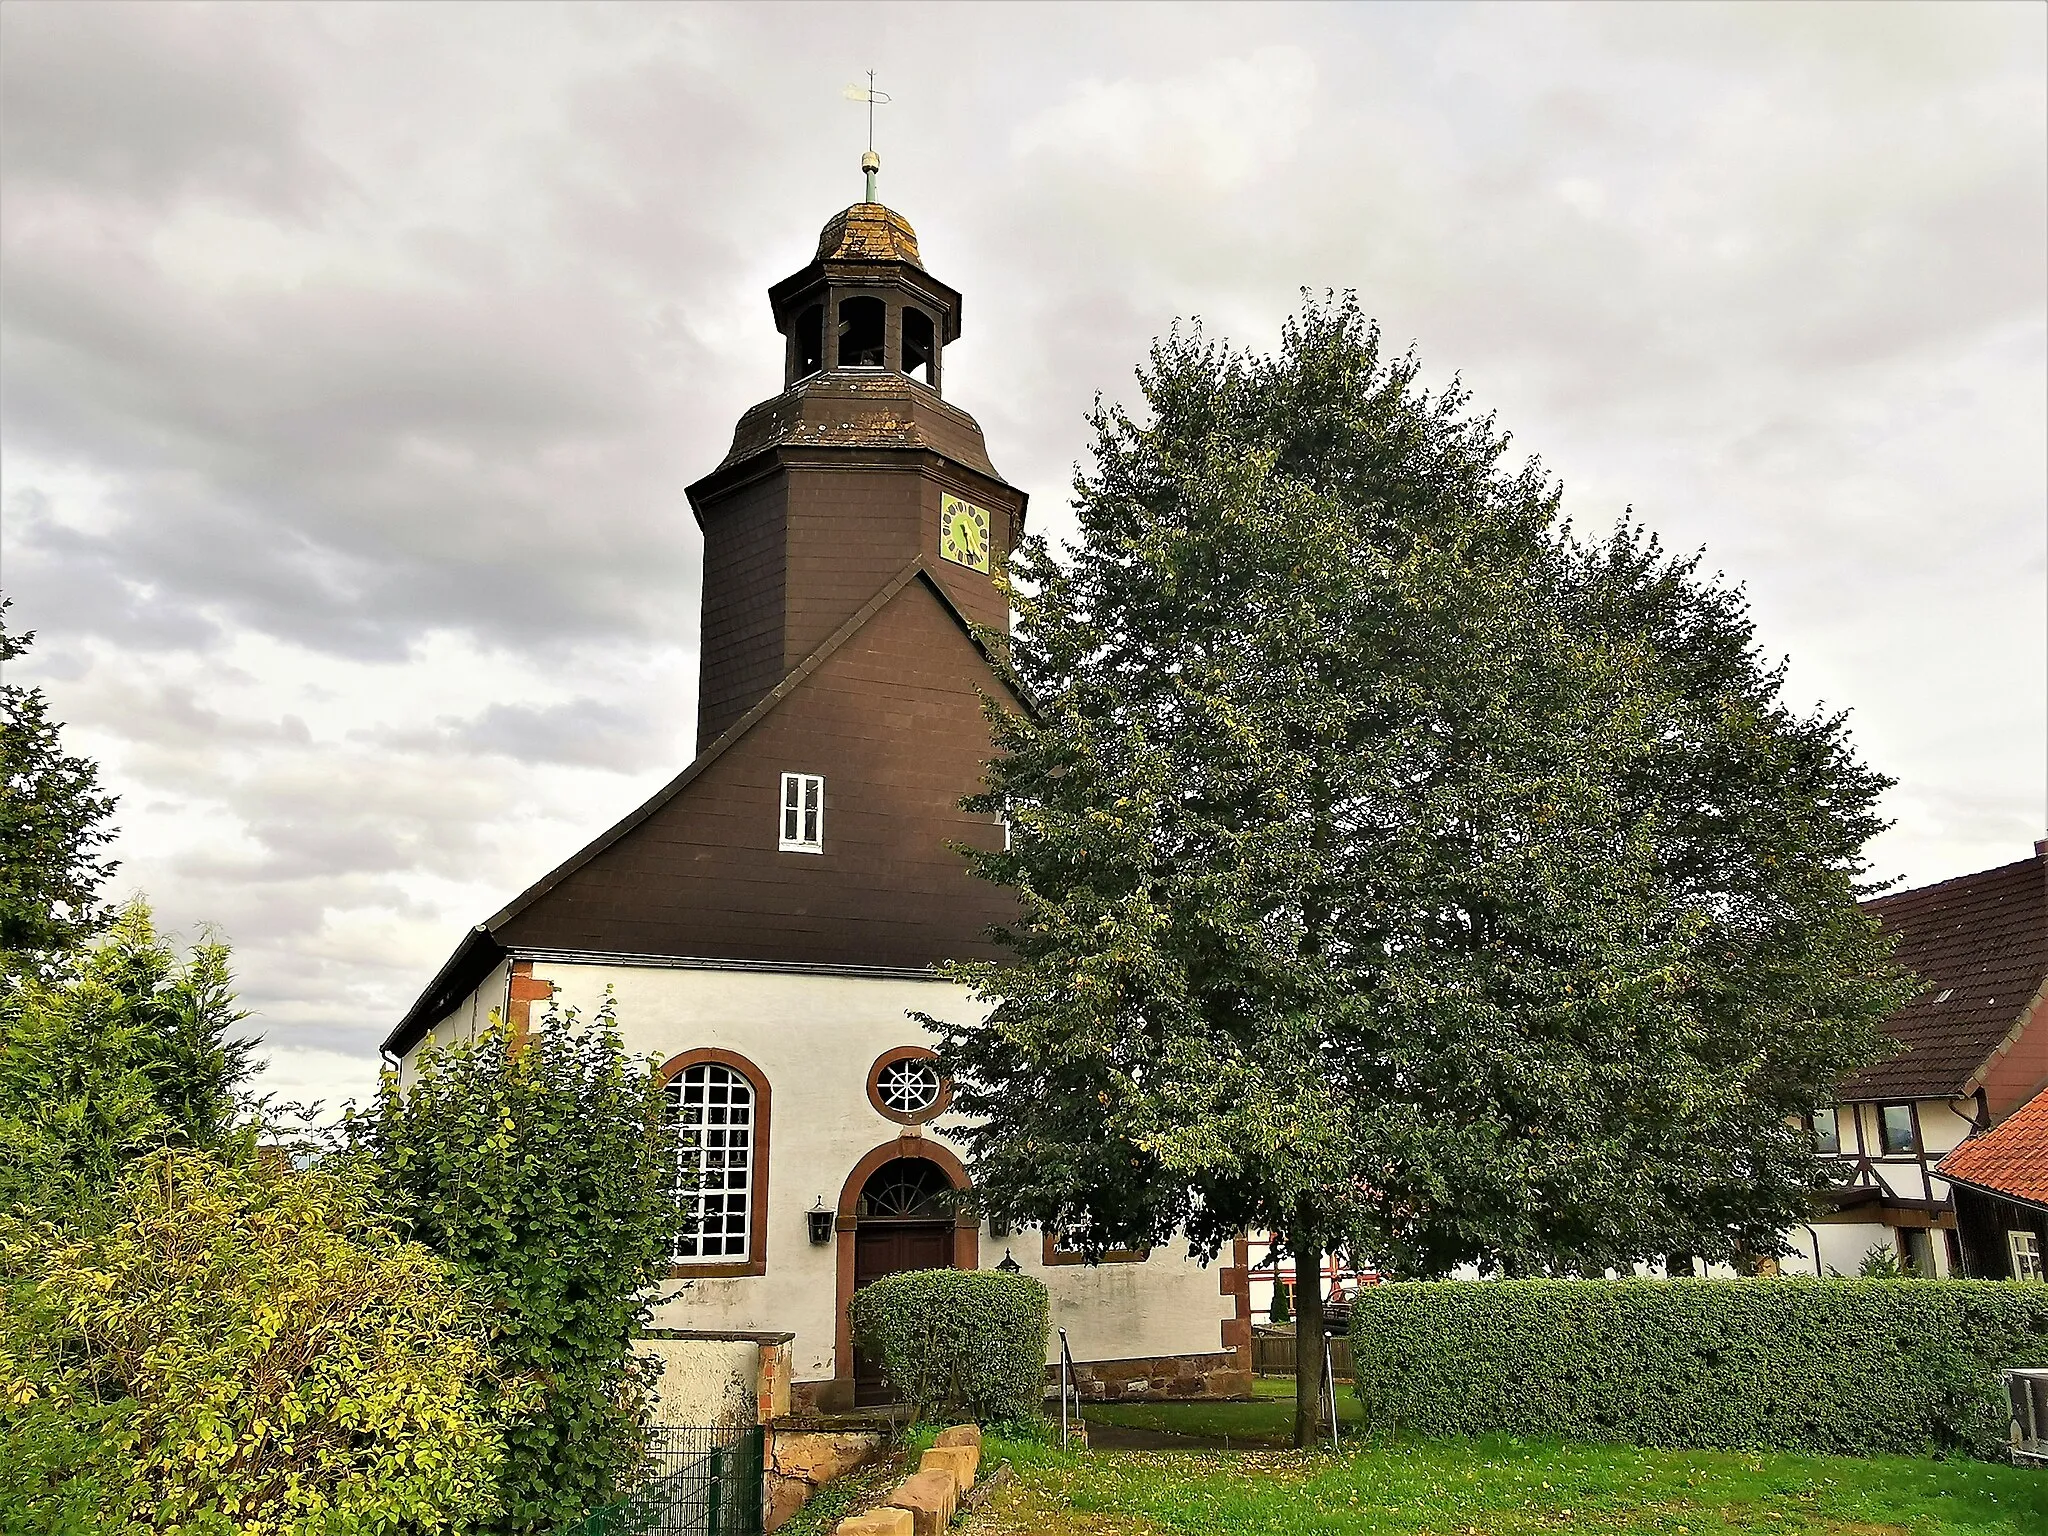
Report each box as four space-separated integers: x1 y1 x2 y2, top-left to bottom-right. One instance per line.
0 899 256 1213
0 599 119 979
0 1142 508 1534
1855 1242 1908 1278
359 998 688 1534
848 1267 1049 1422
1270 1280 1291 1326
1348 1277 2048 1459
929 296 1909 1294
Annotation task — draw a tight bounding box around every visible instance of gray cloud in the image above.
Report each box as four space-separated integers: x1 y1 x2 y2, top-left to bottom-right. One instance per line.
2 0 2040 1110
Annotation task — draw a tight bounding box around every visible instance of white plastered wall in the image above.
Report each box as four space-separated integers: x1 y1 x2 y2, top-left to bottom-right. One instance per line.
536 960 1235 1381
398 958 509 1090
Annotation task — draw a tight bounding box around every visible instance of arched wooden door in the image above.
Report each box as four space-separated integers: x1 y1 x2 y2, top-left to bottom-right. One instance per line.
851 1157 959 1405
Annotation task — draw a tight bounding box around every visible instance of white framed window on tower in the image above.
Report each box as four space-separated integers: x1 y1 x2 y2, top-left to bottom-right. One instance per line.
780 772 824 853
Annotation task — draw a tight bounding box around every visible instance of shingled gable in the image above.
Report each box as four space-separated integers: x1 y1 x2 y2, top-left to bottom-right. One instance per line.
383 558 1021 1058
1840 847 2048 1109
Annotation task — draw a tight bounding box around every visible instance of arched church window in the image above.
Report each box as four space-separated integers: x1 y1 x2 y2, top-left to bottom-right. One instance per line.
668 1061 757 1261
901 306 936 386
858 1157 955 1220
794 304 824 379
838 295 885 367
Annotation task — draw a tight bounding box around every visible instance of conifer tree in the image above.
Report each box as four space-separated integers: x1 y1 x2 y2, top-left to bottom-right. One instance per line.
0 599 118 981
929 297 1911 1446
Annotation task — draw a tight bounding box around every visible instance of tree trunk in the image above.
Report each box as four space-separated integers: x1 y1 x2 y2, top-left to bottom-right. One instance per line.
1292 1234 1324 1450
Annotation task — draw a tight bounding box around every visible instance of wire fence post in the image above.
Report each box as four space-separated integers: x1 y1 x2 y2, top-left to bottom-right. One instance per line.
1058 1327 1077 1450
1324 1334 1339 1452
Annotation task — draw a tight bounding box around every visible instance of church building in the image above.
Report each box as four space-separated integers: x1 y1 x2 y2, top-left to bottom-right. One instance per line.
384 171 1252 1411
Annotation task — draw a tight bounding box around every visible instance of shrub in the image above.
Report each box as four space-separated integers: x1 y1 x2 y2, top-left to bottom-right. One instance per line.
1350 1277 2048 1459
359 999 687 1534
0 1142 508 1534
849 1268 1049 1422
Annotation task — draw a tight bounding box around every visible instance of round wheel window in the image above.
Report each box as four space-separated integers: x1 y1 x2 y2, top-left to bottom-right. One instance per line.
876 1056 941 1116
867 1048 948 1124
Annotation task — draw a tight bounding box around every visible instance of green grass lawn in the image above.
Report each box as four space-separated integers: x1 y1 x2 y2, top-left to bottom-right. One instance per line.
941 1383 2048 1535
1086 1374 1367 1444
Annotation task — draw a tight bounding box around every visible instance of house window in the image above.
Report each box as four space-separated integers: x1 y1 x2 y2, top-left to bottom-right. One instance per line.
669 1063 756 1262
1878 1103 1919 1155
1811 1106 1840 1154
2011 1231 2045 1282
780 773 823 853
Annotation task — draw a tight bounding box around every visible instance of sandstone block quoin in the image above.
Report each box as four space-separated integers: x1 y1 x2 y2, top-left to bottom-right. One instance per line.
883 1467 958 1536
919 1443 977 1494
833 1510 913 1536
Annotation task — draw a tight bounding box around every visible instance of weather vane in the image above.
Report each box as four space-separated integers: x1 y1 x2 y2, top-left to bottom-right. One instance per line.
842 69 892 202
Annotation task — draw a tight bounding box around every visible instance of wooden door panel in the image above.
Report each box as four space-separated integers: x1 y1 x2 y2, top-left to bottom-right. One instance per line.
852 1222 954 1404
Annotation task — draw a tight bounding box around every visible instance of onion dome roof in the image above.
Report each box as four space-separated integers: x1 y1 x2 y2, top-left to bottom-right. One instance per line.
815 202 923 268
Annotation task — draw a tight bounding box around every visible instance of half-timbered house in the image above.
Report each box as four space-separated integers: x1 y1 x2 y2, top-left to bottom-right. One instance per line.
1783 842 2048 1276
1937 1082 2048 1280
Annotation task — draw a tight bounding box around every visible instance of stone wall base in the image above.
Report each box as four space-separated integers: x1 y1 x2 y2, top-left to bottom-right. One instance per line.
1053 1350 1252 1402
765 1426 886 1533
792 1350 1253 1417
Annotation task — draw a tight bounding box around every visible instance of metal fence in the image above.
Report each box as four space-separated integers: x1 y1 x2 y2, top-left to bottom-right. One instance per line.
566 1426 765 1536
2009 1368 2048 1468
1252 1327 1354 1379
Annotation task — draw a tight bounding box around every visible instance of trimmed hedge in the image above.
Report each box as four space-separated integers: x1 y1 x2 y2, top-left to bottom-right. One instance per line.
849 1268 1049 1421
1350 1278 2048 1460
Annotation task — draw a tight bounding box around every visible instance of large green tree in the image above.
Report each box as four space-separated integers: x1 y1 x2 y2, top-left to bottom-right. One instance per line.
928 299 1911 1446
0 899 256 1213
359 998 687 1534
0 600 118 980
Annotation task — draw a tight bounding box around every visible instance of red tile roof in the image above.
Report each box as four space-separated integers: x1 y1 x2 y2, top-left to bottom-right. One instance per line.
1840 850 2046 1103
1938 1083 2048 1209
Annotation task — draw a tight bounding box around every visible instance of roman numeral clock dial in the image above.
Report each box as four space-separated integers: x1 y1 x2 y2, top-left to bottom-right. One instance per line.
939 493 992 574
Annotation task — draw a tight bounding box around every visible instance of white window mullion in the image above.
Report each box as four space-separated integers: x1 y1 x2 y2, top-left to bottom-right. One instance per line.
779 772 824 853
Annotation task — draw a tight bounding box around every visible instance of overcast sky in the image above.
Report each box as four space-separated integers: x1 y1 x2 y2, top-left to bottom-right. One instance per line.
3 1 2042 1113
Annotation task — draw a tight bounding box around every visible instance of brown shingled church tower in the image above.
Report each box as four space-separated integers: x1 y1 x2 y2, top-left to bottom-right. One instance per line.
387 166 1253 1414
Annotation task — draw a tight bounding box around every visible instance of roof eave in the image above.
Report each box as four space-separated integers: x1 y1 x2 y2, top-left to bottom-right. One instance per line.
382 925 507 1060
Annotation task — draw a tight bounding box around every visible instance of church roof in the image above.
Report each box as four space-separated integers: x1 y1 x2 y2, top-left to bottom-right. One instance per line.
815 203 922 267
382 557 1025 1059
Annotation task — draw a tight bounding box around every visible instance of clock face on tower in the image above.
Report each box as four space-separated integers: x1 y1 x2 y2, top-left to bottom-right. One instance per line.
939 493 992 574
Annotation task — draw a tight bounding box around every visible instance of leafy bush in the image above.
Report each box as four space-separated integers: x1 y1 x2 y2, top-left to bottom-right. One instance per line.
1350 1277 2048 1459
0 1142 508 1534
849 1268 1049 1421
359 999 687 1534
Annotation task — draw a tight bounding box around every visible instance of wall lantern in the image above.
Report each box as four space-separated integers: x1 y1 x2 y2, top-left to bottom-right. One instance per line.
996 1249 1021 1274
807 1199 833 1246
